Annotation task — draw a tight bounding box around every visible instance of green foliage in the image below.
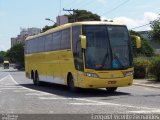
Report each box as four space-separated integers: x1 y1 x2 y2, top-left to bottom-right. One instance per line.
130 30 141 36
133 57 151 79
134 56 160 81
0 51 6 63
66 10 100 22
150 57 160 81
42 24 57 32
150 19 160 41
139 40 155 57
42 10 100 32
6 43 24 66
0 51 6 57
129 30 155 57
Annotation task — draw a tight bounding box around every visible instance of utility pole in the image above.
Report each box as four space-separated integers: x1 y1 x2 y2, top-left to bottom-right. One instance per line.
63 8 78 22
59 0 62 15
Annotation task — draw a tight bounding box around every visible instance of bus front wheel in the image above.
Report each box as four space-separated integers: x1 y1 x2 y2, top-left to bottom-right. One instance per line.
68 75 78 92
106 87 117 93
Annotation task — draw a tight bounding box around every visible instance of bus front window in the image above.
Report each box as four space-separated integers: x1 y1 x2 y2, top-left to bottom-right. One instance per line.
83 25 112 69
83 25 132 70
108 26 132 69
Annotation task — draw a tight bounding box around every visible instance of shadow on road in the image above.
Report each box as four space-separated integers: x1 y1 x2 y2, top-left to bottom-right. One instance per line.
0 69 24 72
19 82 131 98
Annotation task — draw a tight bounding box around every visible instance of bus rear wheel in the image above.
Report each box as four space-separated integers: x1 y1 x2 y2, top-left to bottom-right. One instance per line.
106 87 117 93
68 75 78 92
34 72 42 86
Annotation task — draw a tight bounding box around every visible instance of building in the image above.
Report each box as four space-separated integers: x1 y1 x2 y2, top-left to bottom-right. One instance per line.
138 31 151 40
138 30 160 54
11 27 41 47
20 28 41 36
56 15 69 26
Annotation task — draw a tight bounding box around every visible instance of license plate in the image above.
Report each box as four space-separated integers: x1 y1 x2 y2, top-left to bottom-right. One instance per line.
108 81 117 84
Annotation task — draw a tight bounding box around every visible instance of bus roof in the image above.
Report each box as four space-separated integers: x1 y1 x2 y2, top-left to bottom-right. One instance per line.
25 21 126 41
3 61 9 63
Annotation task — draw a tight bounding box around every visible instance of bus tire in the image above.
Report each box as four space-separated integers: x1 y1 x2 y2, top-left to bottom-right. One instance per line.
106 87 117 93
68 74 78 92
31 70 34 79
34 71 42 86
31 71 36 85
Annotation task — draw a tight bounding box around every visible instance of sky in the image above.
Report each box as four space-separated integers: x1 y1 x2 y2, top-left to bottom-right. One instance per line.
0 0 159 51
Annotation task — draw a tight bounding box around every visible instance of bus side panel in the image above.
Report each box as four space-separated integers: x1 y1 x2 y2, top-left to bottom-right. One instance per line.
25 52 62 84
32 52 62 84
59 50 78 86
45 51 63 84
25 55 33 79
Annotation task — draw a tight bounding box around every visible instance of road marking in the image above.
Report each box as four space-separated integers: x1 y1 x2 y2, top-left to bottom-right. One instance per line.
26 93 52 96
129 110 160 113
0 88 24 90
0 75 10 82
39 97 81 100
0 86 22 88
9 74 58 96
39 96 160 112
38 97 160 110
70 103 106 105
134 83 160 89
8 74 160 112
13 90 33 92
9 74 19 84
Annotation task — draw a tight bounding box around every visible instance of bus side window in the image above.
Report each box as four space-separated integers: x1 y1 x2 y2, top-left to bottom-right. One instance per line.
61 28 71 49
53 31 61 50
45 34 53 52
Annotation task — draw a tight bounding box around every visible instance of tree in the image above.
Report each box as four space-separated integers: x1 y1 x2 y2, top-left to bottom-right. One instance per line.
130 30 155 57
42 24 57 32
6 43 24 66
150 19 160 41
66 10 100 22
0 51 6 63
42 10 100 32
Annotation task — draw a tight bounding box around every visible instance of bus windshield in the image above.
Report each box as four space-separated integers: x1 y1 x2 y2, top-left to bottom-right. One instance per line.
83 25 132 70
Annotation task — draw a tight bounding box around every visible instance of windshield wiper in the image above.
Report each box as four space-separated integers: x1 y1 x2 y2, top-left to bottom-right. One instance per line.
95 53 109 70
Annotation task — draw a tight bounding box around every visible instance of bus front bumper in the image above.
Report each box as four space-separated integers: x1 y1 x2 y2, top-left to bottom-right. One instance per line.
78 76 133 88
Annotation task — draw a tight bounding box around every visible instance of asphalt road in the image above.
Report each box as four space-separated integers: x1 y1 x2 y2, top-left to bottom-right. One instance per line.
0 67 160 119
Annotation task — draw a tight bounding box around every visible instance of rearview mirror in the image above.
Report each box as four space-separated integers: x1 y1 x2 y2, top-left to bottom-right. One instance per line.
130 35 141 48
79 35 86 49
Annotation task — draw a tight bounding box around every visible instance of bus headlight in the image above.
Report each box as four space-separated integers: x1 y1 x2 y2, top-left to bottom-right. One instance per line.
84 72 99 78
123 71 133 77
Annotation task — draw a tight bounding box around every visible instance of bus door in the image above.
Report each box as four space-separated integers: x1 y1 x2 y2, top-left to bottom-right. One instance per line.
72 26 84 86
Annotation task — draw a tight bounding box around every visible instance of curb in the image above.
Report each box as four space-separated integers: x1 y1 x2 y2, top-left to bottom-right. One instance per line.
133 83 160 89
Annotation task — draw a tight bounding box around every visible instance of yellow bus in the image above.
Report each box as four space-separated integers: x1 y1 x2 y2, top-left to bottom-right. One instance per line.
3 61 9 69
25 21 141 92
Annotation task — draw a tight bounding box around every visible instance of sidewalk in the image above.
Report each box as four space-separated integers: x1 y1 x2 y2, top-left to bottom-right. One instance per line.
133 79 160 89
